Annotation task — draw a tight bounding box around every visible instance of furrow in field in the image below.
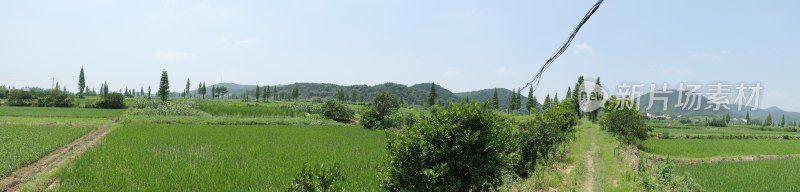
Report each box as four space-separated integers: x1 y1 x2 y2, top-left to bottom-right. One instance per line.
643 153 800 165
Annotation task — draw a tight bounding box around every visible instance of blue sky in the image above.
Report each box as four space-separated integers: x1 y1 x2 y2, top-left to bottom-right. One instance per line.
1 0 798 111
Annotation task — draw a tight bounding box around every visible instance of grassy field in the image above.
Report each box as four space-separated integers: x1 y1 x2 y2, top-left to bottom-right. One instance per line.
641 139 800 158
0 124 95 177
0 106 125 118
56 124 387 191
678 158 800 191
0 116 112 125
197 101 306 117
652 127 800 137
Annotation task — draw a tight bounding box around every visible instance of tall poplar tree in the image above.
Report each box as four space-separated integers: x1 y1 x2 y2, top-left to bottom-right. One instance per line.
78 67 86 98
157 70 170 102
427 82 437 107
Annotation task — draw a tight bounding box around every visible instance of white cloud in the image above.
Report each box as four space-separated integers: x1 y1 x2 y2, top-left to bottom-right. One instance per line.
153 50 194 61
239 39 257 46
146 14 159 22
219 37 257 46
649 64 692 76
495 67 509 76
194 1 230 17
575 43 595 54
444 70 462 77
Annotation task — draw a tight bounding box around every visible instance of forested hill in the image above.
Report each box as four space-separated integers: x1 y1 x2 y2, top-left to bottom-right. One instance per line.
454 88 529 109
203 82 462 106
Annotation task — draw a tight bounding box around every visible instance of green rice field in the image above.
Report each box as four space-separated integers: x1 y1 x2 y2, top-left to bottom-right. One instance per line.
56 124 387 191
0 124 95 177
641 139 800 158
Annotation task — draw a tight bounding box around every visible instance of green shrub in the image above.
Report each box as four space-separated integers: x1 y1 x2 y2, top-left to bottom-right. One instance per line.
381 101 516 191
7 89 36 106
600 97 650 145
637 157 702 192
95 93 126 109
127 99 207 116
659 131 671 139
320 100 355 123
287 163 343 192
705 118 727 127
360 92 400 129
515 98 577 177
383 111 417 129
36 91 75 107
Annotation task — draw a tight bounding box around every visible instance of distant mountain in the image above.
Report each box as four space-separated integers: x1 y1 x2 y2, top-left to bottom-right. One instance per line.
197 82 800 122
409 83 462 104
454 88 529 109
637 90 800 123
201 82 462 106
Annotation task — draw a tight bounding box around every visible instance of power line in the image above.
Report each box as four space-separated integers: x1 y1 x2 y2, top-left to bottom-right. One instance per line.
521 0 604 92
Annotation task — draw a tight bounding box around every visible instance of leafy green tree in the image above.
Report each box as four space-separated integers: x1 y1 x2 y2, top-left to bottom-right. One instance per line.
725 112 731 124
516 88 522 111
589 77 602 123
321 100 355 123
273 86 277 100
214 86 228 99
184 78 190 98
336 88 346 101
526 87 536 112
508 89 515 111
745 111 751 125
381 101 516 191
101 81 109 99
264 85 270 100
292 86 299 100
542 94 552 111
600 97 650 145
197 82 204 99
765 113 773 126
157 70 170 102
553 93 559 104
7 90 36 106
147 86 152 99
566 86 572 100
255 85 260 101
427 82 437 107
781 114 786 127
573 76 585 118
96 92 125 109
490 88 499 110
78 67 86 98
351 90 358 103
516 98 578 177
211 85 216 99
361 92 401 129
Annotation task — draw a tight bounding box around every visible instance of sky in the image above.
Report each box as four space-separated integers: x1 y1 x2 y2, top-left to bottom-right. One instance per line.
1 0 799 111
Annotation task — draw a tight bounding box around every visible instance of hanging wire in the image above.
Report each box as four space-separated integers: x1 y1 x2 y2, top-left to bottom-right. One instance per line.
521 0 604 92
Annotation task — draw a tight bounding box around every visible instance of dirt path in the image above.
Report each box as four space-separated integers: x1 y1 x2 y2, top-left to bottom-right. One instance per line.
582 125 598 192
0 126 110 192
